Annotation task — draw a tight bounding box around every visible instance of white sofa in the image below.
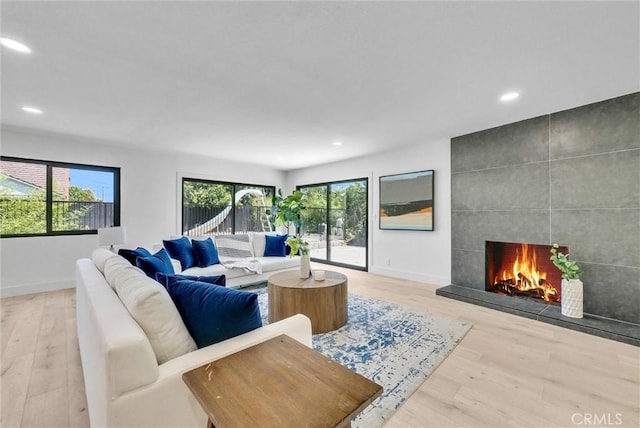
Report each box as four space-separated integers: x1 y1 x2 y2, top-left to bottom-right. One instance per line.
165 232 300 288
76 249 312 427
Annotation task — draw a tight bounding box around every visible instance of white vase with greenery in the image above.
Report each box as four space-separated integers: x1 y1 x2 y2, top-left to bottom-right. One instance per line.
286 235 310 278
550 244 583 318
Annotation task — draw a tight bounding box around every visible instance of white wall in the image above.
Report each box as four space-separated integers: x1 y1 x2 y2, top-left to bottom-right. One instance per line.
0 126 285 297
285 137 451 286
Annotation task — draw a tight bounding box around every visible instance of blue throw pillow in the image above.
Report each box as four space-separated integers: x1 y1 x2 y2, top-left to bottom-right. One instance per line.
136 248 175 279
191 238 220 267
164 276 262 348
118 247 152 266
264 234 287 257
163 237 196 270
155 273 226 288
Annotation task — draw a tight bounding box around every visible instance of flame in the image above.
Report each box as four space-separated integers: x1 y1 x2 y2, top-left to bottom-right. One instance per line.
494 243 559 302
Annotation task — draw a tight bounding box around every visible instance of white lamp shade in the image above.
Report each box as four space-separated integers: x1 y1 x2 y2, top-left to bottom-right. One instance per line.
98 226 127 248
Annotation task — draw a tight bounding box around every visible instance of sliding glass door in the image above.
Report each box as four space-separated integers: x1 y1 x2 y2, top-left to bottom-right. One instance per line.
299 178 368 270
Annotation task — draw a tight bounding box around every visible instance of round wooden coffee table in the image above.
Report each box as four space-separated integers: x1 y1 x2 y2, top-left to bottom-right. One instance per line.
268 270 348 334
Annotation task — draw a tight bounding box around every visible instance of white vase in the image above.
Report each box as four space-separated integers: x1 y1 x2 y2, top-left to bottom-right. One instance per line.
299 254 311 279
561 278 583 318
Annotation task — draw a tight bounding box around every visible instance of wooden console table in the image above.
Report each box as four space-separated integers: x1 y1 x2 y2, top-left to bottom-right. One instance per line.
182 334 382 428
268 270 348 334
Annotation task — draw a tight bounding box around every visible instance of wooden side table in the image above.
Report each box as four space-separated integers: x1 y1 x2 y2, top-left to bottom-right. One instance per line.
182 334 382 428
268 270 348 334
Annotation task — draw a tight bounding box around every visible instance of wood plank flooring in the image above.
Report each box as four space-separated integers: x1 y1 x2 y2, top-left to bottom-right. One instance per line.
1 289 88 427
1 265 638 427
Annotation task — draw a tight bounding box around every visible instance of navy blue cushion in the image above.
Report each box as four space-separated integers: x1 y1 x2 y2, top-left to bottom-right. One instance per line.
264 234 287 257
164 276 262 348
155 273 226 288
118 247 152 266
191 238 220 267
136 248 175 279
163 237 196 270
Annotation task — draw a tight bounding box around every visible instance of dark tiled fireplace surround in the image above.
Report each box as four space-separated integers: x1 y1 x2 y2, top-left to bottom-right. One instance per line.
437 92 640 347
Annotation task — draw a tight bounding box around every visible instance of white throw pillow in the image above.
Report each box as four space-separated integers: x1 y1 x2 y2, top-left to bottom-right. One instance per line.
92 248 118 274
102 255 137 291
249 232 266 257
110 266 197 364
215 234 253 258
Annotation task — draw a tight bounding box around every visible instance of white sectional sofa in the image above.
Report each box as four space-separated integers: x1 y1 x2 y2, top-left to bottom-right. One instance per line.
76 247 312 427
177 232 300 288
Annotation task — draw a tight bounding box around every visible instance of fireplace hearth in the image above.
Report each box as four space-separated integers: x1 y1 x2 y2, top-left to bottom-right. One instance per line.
486 241 567 305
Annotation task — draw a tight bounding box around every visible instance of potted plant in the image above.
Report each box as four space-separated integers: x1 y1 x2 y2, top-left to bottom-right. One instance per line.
267 189 305 235
550 243 583 318
267 189 310 278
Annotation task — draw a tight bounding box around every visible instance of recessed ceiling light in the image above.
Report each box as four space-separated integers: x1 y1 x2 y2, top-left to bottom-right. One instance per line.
500 92 520 102
332 141 342 146
22 106 43 114
0 37 32 54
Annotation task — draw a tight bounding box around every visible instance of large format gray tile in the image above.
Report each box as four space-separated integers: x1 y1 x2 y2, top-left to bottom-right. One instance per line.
550 92 640 159
452 162 549 211
550 149 640 209
451 115 549 173
452 210 549 252
580 262 640 324
451 249 484 290
550 209 640 267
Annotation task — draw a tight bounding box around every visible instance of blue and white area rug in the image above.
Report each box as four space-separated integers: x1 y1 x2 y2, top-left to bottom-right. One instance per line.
254 289 472 427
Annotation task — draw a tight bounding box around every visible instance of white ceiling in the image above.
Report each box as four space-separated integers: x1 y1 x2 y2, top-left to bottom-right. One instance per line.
1 1 638 171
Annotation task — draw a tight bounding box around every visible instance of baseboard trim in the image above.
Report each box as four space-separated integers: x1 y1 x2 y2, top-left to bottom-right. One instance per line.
369 266 449 286
0 280 74 298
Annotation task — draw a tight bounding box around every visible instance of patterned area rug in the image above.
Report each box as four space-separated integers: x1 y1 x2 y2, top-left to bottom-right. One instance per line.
253 289 472 427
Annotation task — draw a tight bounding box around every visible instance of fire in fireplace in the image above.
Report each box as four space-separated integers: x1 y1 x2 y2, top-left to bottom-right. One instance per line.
485 241 567 304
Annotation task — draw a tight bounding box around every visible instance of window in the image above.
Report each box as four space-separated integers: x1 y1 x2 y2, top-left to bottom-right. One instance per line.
0 157 120 237
182 178 274 236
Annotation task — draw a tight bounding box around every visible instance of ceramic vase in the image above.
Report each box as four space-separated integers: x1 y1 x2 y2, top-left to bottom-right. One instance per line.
299 254 311 279
561 278 583 318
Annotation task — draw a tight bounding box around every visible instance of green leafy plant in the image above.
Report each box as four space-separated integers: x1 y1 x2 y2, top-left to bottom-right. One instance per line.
285 235 309 258
266 189 306 232
267 189 310 256
550 243 581 280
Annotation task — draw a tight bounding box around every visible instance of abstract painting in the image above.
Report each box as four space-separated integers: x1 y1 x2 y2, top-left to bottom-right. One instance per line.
379 170 434 231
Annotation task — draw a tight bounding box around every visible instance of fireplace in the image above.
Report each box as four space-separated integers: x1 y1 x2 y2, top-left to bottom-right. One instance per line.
485 241 567 304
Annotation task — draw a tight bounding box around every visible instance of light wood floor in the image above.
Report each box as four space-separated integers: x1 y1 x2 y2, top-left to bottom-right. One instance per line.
1 264 639 427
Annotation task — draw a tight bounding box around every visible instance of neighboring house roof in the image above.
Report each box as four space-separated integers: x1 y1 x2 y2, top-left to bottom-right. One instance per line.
0 160 70 199
0 175 41 197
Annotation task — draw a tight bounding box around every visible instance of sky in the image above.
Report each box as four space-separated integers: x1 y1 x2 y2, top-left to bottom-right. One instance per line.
69 169 114 203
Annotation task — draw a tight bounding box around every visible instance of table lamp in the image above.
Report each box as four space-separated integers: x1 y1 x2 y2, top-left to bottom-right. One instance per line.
98 226 127 252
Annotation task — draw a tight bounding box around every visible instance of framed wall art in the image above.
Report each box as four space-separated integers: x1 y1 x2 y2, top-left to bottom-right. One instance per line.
379 169 434 231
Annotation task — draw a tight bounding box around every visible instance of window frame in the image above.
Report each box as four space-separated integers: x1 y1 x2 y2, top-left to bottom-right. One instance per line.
181 177 275 236
0 156 121 238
